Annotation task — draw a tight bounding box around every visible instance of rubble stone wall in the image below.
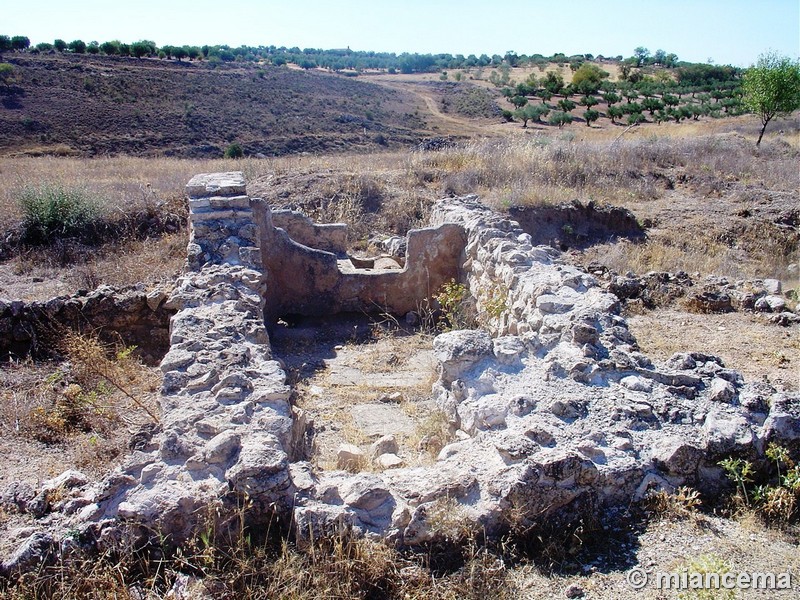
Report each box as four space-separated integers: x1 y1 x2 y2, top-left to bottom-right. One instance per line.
0 286 173 364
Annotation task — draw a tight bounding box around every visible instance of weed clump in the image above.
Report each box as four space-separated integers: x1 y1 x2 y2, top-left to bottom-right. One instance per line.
11 332 159 444
18 184 102 245
718 443 800 524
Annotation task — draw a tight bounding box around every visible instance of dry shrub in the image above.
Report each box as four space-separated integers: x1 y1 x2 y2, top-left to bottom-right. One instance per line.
644 486 703 520
61 332 160 424
9 332 160 445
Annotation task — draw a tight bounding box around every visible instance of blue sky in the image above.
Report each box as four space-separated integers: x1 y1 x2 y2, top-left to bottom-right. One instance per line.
4 0 799 67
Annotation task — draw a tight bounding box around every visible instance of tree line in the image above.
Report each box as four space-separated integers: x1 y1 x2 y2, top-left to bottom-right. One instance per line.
0 33 706 75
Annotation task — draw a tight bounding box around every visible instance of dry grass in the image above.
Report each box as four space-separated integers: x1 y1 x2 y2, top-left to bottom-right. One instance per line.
581 222 797 280
0 519 523 600
627 309 799 391
0 156 257 223
2 115 796 283
0 332 160 475
416 128 798 210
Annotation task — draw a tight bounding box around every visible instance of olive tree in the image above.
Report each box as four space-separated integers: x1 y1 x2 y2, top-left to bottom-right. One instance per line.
548 110 573 128
514 103 549 127
583 109 600 127
742 52 800 145
557 98 576 112
510 95 528 109
11 36 30 51
100 41 119 55
68 39 86 54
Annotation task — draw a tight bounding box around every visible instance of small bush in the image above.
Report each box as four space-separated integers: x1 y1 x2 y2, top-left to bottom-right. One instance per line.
224 142 244 158
18 184 102 245
435 279 477 330
719 444 800 524
0 62 17 86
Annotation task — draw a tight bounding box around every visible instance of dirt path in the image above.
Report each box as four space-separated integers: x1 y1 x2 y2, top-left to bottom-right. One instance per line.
370 79 500 138
269 314 442 470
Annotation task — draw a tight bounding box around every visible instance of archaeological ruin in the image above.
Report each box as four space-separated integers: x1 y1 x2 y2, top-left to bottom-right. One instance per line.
2 171 798 576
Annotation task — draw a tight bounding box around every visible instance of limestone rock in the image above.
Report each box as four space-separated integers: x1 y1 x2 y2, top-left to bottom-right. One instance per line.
376 454 404 469
763 394 800 443
434 329 494 385
651 437 704 476
762 279 782 294
226 434 290 496
687 291 732 313
370 435 399 458
571 323 599 345
536 294 574 314
769 311 800 326
8 180 800 577
707 378 736 403
620 375 653 393
165 574 217 600
754 295 786 312
703 411 753 454
203 430 241 464
0 532 55 577
336 444 365 471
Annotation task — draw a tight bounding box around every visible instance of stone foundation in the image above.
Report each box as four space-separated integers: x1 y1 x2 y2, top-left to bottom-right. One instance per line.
2 172 798 576
186 171 466 322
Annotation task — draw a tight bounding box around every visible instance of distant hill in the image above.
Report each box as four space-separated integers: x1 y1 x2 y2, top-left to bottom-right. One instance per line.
0 53 428 157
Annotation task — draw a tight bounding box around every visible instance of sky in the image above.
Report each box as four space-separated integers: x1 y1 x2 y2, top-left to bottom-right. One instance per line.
4 0 799 67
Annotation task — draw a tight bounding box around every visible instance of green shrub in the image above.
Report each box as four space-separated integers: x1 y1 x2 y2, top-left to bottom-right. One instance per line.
0 63 17 86
434 279 477 330
18 184 102 244
224 143 244 158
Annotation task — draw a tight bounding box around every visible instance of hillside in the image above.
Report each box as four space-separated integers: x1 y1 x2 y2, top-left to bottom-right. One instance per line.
0 53 434 157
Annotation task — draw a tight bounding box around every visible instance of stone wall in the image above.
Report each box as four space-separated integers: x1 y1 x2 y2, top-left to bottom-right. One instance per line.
271 209 348 254
186 172 262 271
0 286 173 364
187 171 467 322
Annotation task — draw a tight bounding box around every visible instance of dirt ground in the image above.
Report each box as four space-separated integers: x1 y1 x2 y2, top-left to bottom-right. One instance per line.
270 314 442 471
627 308 799 392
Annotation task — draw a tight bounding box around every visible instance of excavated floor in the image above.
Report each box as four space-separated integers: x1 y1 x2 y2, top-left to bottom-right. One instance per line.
269 314 442 471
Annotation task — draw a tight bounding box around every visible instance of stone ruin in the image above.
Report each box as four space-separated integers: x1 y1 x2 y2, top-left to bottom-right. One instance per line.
2 171 799 575
184 171 464 321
